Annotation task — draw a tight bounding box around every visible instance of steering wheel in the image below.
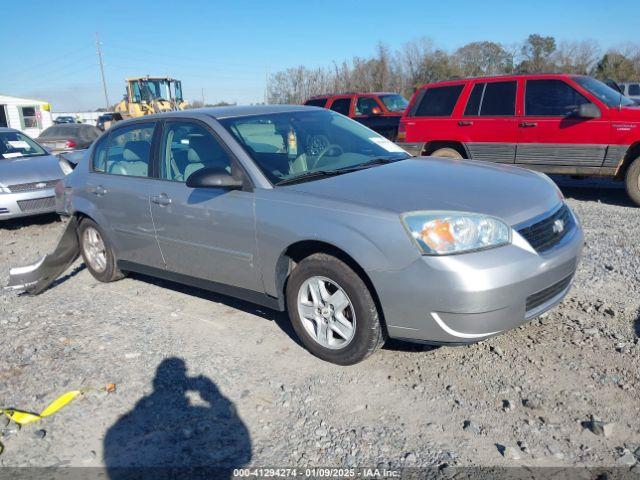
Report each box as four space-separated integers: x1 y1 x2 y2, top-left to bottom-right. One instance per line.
312 143 344 168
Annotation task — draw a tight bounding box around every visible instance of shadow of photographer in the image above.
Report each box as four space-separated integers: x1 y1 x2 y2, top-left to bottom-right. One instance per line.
104 357 251 479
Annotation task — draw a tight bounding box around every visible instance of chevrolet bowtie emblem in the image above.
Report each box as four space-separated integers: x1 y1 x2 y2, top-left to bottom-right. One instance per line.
35 182 46 189
552 219 565 234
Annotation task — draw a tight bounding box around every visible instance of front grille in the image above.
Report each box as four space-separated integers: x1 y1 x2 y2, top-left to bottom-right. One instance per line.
16 196 55 212
518 204 574 253
8 179 59 193
526 275 573 312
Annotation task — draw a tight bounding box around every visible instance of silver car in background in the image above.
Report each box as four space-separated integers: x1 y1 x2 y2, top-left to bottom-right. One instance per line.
0 128 67 220
14 106 583 364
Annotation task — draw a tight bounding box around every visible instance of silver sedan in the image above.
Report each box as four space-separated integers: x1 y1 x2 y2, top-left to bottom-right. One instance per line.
0 128 68 220
8 106 584 364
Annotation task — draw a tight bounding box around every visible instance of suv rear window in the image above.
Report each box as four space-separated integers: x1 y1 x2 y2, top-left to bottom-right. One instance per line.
305 98 328 107
464 81 517 116
414 85 464 117
329 98 351 116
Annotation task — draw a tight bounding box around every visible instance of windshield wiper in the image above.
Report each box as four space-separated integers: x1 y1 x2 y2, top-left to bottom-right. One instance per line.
275 170 345 186
275 157 408 186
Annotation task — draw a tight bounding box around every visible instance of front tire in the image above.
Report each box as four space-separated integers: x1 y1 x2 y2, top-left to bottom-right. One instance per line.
78 218 124 282
625 156 640 207
286 253 384 365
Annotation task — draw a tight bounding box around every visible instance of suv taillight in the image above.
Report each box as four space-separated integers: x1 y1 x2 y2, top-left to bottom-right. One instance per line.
397 122 406 142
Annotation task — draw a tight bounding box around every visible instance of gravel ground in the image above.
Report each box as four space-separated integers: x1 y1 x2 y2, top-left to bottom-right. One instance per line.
0 176 639 474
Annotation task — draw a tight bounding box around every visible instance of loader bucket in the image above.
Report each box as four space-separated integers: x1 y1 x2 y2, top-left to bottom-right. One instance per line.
6 217 80 295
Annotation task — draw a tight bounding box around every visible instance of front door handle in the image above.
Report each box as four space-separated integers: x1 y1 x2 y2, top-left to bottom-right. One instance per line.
151 194 172 207
458 120 473 127
88 185 108 196
519 122 538 128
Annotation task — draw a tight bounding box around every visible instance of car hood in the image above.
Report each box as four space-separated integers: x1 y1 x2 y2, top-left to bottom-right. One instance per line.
0 154 64 187
284 158 562 226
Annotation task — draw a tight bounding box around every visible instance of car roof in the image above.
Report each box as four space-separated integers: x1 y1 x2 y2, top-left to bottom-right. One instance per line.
308 92 398 99
0 127 19 133
110 105 320 128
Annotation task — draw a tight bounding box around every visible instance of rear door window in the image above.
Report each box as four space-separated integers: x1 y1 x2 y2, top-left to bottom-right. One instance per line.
525 79 590 116
413 85 464 117
480 81 517 116
103 123 155 177
304 98 328 107
329 98 352 116
629 84 640 96
464 84 484 116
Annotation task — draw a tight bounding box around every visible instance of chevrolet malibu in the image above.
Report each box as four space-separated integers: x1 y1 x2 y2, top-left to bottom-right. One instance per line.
18 106 583 364
0 127 67 220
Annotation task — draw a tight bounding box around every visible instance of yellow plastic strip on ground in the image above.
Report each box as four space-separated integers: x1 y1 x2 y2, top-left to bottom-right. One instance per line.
1 390 83 425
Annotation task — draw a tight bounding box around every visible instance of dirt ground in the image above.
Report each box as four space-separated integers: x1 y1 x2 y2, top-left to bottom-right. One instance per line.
0 176 639 475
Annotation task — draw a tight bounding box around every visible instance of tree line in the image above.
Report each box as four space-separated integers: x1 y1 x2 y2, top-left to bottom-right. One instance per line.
267 34 640 104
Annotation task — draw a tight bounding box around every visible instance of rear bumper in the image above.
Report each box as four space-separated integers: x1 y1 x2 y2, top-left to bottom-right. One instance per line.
396 142 425 157
369 210 584 344
0 188 57 220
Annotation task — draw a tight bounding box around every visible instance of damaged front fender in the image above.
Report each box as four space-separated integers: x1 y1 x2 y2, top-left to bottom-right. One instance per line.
6 217 80 294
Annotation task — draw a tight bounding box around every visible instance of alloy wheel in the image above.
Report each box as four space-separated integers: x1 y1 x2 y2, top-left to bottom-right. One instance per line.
297 276 356 349
82 226 107 273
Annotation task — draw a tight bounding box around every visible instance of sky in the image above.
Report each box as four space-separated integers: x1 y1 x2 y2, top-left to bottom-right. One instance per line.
0 0 637 112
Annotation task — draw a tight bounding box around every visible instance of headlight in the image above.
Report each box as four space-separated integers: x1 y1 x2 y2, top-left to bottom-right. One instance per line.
58 157 73 175
401 211 511 255
0 186 9 194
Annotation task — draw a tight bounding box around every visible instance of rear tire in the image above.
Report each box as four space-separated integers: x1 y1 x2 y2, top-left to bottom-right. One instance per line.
78 218 124 283
625 156 640 207
428 147 463 159
286 253 384 365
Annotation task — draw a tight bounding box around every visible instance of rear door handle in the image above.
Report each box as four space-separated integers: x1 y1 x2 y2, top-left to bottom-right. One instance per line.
88 185 108 196
519 122 538 128
151 194 172 207
458 120 473 126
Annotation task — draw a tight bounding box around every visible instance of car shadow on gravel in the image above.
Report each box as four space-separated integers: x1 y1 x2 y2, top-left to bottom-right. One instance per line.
104 357 251 479
128 272 304 349
550 175 634 207
0 213 61 230
635 314 640 338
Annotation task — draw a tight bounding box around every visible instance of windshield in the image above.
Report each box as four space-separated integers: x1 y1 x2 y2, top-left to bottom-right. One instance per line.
575 76 636 108
219 109 410 185
379 94 409 112
0 131 47 159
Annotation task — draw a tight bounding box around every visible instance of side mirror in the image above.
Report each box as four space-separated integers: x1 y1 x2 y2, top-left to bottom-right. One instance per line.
576 103 601 119
186 167 243 189
371 107 382 115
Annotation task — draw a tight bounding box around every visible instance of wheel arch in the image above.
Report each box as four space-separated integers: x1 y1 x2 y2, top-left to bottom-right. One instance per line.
422 141 469 158
275 240 387 331
615 142 640 180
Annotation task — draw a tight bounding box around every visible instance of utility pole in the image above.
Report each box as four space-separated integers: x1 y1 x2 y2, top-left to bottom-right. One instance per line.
201 88 205 106
95 32 110 110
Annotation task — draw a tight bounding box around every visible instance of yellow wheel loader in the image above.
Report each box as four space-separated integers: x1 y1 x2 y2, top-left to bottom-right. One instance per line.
114 76 188 119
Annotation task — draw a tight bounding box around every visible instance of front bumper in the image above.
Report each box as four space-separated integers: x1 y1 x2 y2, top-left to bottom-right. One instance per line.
0 188 58 220
370 212 584 344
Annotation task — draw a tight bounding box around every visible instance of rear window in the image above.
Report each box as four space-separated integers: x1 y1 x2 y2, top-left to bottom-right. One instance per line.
629 84 640 96
413 85 464 117
329 98 351 116
304 98 328 107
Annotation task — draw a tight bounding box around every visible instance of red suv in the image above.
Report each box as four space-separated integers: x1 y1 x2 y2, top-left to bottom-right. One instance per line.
304 92 409 140
398 74 640 205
